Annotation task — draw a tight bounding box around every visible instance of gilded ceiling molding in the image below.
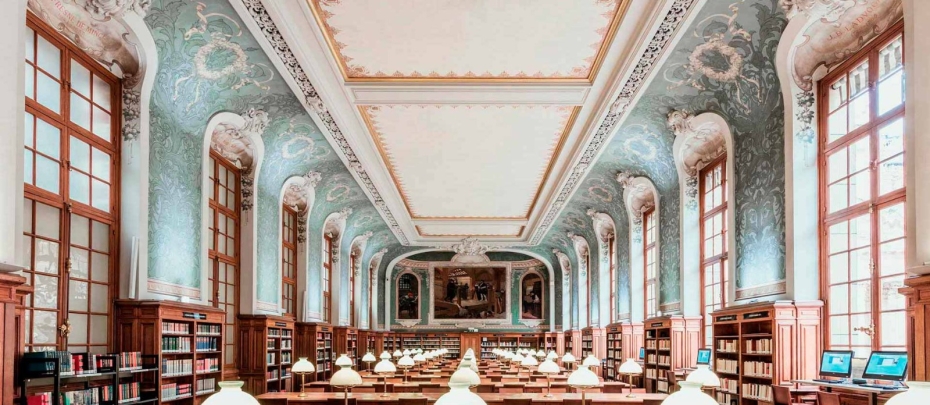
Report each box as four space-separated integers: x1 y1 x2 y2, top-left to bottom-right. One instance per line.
239 0 409 245
531 0 697 244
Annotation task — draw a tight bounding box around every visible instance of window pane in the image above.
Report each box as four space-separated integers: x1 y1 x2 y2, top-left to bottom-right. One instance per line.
828 179 848 213
849 93 870 131
35 119 60 159
90 315 107 344
849 281 872 313
92 221 109 253
33 274 58 309
878 70 904 115
92 148 110 180
26 28 35 62
33 239 59 274
93 76 111 110
36 73 60 113
851 214 871 249
36 157 59 193
829 222 849 253
69 279 88 311
880 311 905 347
91 252 109 283
70 136 90 172
879 240 905 278
829 254 848 284
70 93 91 130
879 155 904 195
91 284 108 313
828 149 847 183
850 314 872 346
91 179 109 211
829 285 848 314
34 202 60 239
70 248 89 279
36 36 60 78
849 248 871 281
32 310 58 345
879 118 904 160
70 171 90 205
71 61 90 96
92 106 110 141
25 63 34 100
880 277 905 311
830 316 850 346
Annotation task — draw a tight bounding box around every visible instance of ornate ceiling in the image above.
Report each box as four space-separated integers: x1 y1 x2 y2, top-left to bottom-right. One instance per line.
259 0 669 244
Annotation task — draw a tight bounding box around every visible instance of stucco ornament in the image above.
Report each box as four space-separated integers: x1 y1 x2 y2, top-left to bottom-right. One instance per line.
175 30 274 110
80 0 151 19
795 91 816 144
668 110 725 177
616 172 655 222
450 237 492 264
210 109 269 212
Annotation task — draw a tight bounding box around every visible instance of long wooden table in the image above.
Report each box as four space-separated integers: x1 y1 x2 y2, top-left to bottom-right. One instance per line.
791 380 906 405
257 392 667 405
304 381 632 394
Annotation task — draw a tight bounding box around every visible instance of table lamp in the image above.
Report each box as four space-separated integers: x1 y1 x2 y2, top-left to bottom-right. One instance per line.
450 364 481 388
403 349 411 356
520 353 539 374
659 381 716 405
546 351 558 361
511 352 525 365
436 368 487 405
886 381 930 405
537 358 561 397
562 352 576 371
292 357 316 397
362 352 377 375
686 364 720 392
397 354 415 382
567 364 599 405
617 358 643 397
393 350 403 359
536 349 546 359
413 352 426 370
202 381 259 405
330 354 363 405
374 358 397 397
380 351 392 360
582 354 600 369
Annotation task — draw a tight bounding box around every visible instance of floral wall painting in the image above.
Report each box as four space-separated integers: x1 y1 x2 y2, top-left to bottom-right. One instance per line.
433 267 507 320
521 273 544 320
396 272 419 320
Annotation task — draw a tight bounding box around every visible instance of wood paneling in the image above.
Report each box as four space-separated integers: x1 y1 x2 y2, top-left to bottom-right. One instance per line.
900 274 930 381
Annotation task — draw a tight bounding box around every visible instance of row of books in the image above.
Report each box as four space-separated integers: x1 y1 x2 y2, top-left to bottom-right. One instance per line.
645 369 658 379
196 357 220 372
196 378 216 394
268 329 293 338
281 352 292 364
716 392 738 405
267 353 277 365
197 324 222 335
716 358 738 374
117 382 141 402
22 351 84 376
719 377 739 393
162 359 192 376
161 383 192 400
717 340 739 353
742 383 772 401
743 361 773 377
657 339 671 350
267 369 279 380
162 321 191 334
195 336 219 351
281 339 292 349
162 336 191 353
118 352 144 370
656 380 669 393
745 339 773 354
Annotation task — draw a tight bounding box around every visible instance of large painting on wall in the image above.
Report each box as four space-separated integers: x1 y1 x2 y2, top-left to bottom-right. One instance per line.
433 267 506 319
397 273 419 319
521 273 544 320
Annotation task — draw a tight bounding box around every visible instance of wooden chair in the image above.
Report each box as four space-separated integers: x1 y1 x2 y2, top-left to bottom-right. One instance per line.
304 387 326 393
817 392 841 405
397 398 428 405
386 378 404 383
562 400 584 405
666 370 679 393
352 387 376 393
498 387 524 394
523 386 543 393
422 387 448 394
548 387 567 393
502 399 533 405
773 385 805 405
393 385 420 393
430 378 446 384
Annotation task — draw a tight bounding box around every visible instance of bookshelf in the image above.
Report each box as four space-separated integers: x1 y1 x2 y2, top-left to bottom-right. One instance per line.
542 332 562 354
477 333 541 359
114 300 224 405
334 327 359 369
397 333 461 360
18 352 160 405
237 315 294 394
643 316 701 394
295 323 334 381
605 323 623 381
564 332 574 361
711 301 823 405
382 332 397 354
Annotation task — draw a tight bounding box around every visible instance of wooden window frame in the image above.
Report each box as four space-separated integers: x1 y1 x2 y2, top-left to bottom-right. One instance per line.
699 156 728 348
349 252 356 328
644 208 657 320
21 13 121 354
281 204 298 318
323 233 334 324
608 233 616 322
207 149 241 375
818 22 906 354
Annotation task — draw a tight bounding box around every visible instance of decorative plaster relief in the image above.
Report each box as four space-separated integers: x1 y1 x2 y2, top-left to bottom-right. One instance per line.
210 109 269 211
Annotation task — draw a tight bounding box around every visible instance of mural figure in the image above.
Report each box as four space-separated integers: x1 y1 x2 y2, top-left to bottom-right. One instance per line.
433 267 506 319
397 273 419 319
521 273 544 320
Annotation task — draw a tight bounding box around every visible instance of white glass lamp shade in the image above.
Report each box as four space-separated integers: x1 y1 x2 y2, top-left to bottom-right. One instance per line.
292 357 315 373
562 353 576 363
885 381 930 405
435 386 487 405
582 355 600 367
403 349 411 356
617 358 643 375
465 348 475 356
362 352 377 363
536 350 546 358
685 364 720 388
335 354 354 367
547 351 558 360
330 366 364 388
393 350 403 358
380 351 392 360
413 353 426 362
398 355 415 367
374 359 397 374
202 381 259 405
449 367 481 388
416 349 423 354
538 359 560 374
660 381 717 405
567 365 600 389
511 353 525 363
521 355 539 367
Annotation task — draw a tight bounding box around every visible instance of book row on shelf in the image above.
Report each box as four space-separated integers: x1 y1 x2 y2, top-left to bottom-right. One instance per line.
22 351 108 376
744 339 772 354
716 358 738 374
161 383 192 401
656 380 668 393
196 358 220 372
162 336 191 352
27 382 141 405
657 339 671 350
268 329 293 338
742 383 772 402
719 377 738 393
267 353 276 365
281 352 292 364
196 378 216 395
645 369 658 379
118 352 144 370
162 321 191 334
281 339 292 350
162 359 193 376
743 361 772 377
198 324 222 335
195 337 219 351
717 339 738 353
717 392 738 405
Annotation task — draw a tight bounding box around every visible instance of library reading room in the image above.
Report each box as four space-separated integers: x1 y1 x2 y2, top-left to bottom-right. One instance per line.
2 0 930 405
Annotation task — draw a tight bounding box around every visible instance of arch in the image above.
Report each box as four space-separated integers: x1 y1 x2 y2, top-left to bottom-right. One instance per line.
566 232 591 328
310 208 350 322
552 249 573 331
365 248 388 329
669 111 735 315
278 172 320 320
346 231 373 326
617 172 659 321
381 248 558 332
395 269 423 322
518 268 546 322
587 210 616 326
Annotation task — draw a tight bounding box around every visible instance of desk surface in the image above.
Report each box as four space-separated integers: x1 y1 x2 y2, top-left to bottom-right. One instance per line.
257 392 666 404
791 380 907 394
305 381 630 388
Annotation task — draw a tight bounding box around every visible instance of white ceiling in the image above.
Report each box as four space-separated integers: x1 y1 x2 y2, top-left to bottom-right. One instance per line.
255 0 672 245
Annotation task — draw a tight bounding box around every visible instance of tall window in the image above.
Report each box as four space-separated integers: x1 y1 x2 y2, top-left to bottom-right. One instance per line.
700 158 728 348
322 233 334 323
608 233 616 322
368 265 374 328
281 205 298 318
207 150 240 371
820 25 905 357
21 15 120 354
644 209 657 319
349 252 356 327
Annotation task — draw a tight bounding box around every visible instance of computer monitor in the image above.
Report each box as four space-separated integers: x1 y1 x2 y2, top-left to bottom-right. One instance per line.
862 351 909 381
819 350 854 378
638 347 645 360
696 349 712 365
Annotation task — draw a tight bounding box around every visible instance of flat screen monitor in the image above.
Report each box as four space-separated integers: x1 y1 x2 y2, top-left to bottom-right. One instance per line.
819 350 854 378
696 349 712 365
862 351 909 381
638 347 645 360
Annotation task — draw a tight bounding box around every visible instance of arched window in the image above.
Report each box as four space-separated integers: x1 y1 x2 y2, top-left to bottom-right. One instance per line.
700 157 728 348
644 209 657 319
520 272 544 320
21 14 120 353
323 233 334 323
820 25 905 356
397 273 419 320
207 149 240 368
349 251 356 327
368 264 374 328
608 233 616 322
281 204 298 317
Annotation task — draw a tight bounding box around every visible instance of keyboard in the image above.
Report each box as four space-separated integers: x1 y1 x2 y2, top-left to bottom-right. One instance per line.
813 379 839 383
859 384 901 390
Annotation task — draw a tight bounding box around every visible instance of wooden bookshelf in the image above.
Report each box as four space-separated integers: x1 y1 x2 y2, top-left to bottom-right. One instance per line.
605 323 623 381
643 315 701 394
396 333 462 360
334 326 359 369
382 332 397 355
542 332 563 354
237 315 294 394
295 322 334 381
563 331 574 361
580 327 606 367
711 301 823 405
114 300 224 405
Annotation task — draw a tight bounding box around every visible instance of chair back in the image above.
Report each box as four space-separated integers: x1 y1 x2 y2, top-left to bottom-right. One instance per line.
666 370 678 393
352 387 376 393
498 387 524 394
817 392 841 405
502 399 533 405
548 387 567 393
397 398 428 405
422 387 447 394
386 377 403 383
430 378 446 384
772 385 793 405
304 387 326 393
501 378 521 383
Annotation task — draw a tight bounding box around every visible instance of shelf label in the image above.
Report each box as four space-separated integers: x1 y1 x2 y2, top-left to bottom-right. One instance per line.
715 315 737 322
182 312 206 320
743 311 768 319
650 322 664 327
274 322 287 327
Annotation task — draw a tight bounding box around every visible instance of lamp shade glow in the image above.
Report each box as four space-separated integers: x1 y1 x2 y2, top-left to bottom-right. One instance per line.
413 353 426 362
398 355 415 367
330 366 363 387
380 351 392 360
362 352 377 362
393 350 403 358
435 383 487 405
538 359 560 374
202 381 259 405
403 349 411 356
449 366 481 387
521 355 539 367
562 353 576 363
536 350 546 358
335 354 354 367
511 353 525 363
885 381 930 405
374 359 397 373
292 357 315 373
567 365 599 388
617 358 643 375
547 351 558 360
660 381 717 405
685 364 720 388
582 355 600 367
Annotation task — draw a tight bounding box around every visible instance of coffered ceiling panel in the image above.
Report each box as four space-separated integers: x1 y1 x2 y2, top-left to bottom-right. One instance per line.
308 0 628 82
415 224 525 237
361 105 576 220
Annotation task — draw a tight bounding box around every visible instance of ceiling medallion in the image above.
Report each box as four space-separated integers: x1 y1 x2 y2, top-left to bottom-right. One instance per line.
449 237 493 264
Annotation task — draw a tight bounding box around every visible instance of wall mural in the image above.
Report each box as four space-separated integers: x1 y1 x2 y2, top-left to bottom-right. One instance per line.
434 267 507 320
396 272 419 320
520 272 545 320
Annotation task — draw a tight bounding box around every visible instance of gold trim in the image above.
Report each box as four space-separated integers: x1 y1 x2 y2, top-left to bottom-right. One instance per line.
306 0 630 84
415 225 525 238
360 105 579 221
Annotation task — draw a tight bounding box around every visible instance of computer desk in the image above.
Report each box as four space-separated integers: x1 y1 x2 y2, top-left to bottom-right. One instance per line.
791 379 907 405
